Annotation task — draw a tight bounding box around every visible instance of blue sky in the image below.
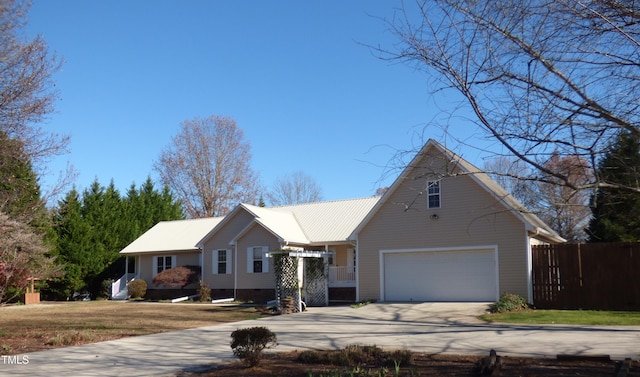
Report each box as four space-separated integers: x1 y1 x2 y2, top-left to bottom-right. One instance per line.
26 1 489 204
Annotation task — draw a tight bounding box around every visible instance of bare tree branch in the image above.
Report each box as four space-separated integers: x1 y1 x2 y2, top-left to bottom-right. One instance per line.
373 0 640 196
154 115 260 218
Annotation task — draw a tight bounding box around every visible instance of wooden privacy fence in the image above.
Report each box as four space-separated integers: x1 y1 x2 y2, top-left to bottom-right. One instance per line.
532 242 640 311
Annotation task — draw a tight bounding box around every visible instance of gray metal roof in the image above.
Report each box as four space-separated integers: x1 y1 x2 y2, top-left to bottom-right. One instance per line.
120 217 224 254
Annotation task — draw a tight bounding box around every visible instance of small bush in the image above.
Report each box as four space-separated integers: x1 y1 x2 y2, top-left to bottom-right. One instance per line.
46 331 96 346
198 280 211 302
230 326 277 366
99 279 113 300
490 292 529 313
297 345 413 368
127 279 147 299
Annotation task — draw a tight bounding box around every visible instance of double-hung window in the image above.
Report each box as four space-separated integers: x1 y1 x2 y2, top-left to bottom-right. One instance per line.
153 255 175 275
247 246 269 273
214 249 232 274
427 180 441 209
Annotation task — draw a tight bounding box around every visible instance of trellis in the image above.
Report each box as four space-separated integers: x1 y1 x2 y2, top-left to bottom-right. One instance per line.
271 250 330 313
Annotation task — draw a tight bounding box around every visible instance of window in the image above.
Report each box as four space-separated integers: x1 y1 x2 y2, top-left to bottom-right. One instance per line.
427 180 441 209
154 255 175 274
253 247 263 273
247 246 269 273
214 249 231 274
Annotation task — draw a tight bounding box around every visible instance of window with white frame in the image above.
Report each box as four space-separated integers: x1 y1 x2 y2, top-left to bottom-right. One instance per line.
247 246 269 273
153 255 175 275
214 249 231 274
427 180 441 209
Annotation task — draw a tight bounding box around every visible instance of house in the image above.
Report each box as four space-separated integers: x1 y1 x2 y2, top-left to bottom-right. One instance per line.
115 139 564 304
117 197 379 302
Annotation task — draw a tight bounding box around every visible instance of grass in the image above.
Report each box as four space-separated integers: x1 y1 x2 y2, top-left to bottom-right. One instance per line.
0 300 265 354
481 309 640 325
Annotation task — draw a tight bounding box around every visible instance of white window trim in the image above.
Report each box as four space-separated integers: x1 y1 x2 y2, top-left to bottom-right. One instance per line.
213 249 232 275
246 246 269 273
152 254 176 276
427 180 441 209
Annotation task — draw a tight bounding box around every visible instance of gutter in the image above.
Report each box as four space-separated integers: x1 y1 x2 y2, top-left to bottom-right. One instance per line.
528 227 566 244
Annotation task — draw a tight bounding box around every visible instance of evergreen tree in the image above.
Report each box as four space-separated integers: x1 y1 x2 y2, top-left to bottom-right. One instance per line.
0 132 44 223
46 189 92 299
588 131 640 242
48 178 183 299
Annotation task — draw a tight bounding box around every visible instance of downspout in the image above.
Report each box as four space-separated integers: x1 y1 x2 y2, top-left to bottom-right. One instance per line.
233 241 238 301
354 235 360 303
526 229 533 304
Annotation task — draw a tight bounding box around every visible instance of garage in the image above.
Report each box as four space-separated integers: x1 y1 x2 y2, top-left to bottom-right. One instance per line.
382 248 499 302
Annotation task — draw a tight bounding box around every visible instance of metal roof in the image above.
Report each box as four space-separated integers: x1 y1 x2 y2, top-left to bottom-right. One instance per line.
231 204 310 244
120 217 224 254
268 197 380 244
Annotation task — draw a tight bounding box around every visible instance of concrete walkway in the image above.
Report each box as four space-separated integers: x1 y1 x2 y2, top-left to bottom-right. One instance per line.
2 303 640 377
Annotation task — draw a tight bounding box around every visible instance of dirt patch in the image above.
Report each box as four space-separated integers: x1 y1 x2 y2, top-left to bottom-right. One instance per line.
177 351 633 377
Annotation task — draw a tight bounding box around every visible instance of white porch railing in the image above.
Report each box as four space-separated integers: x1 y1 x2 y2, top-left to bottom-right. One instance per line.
328 266 356 287
111 273 137 300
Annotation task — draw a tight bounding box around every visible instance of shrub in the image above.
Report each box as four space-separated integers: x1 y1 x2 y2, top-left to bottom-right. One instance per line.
230 326 277 366
489 292 529 313
198 280 211 302
127 279 147 299
46 331 96 346
98 279 113 300
152 265 201 289
297 345 413 368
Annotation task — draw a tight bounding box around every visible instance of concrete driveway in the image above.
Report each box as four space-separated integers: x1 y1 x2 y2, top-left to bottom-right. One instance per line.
2 302 640 377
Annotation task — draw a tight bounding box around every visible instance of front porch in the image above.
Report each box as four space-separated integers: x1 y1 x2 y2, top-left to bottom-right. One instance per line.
328 265 356 287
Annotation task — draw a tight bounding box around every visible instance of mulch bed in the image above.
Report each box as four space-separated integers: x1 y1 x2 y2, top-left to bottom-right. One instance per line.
177 350 634 376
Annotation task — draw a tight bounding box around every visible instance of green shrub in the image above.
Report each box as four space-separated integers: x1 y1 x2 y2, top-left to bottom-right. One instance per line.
230 326 277 366
490 292 529 313
98 279 113 300
127 279 147 299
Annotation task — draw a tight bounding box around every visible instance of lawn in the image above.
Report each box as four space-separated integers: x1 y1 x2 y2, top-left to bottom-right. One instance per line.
0 300 264 355
481 309 640 325
1 302 638 376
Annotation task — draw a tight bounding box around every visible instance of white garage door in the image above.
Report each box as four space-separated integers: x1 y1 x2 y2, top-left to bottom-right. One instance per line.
383 249 498 302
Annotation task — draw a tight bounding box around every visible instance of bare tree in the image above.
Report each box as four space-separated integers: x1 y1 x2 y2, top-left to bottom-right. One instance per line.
0 0 72 205
486 153 593 242
0 211 60 303
267 171 323 206
378 0 640 195
484 156 534 208
155 115 259 218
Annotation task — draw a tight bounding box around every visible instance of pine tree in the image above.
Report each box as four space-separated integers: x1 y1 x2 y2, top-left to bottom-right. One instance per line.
588 131 640 242
48 178 183 299
0 132 45 223
46 189 92 299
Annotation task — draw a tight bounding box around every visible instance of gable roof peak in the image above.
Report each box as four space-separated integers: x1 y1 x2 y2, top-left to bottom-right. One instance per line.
352 139 565 243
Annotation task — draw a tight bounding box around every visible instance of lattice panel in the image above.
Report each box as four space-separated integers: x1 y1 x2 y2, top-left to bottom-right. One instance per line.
304 258 327 307
274 255 301 312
